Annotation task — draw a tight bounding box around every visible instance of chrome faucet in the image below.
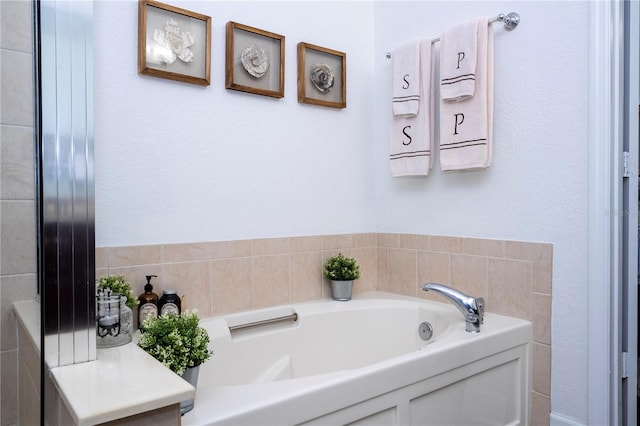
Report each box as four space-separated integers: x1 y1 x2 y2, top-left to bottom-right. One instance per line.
421 283 484 333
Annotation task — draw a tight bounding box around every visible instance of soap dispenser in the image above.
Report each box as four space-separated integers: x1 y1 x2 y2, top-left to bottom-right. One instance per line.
138 275 159 327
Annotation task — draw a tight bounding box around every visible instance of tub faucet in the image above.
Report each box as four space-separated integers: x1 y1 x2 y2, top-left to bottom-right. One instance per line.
421 283 484 333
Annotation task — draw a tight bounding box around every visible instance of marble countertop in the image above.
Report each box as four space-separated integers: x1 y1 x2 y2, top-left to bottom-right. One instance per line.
13 299 195 426
49 340 195 425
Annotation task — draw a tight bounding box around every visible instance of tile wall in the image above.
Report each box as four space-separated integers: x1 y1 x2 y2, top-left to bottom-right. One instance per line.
0 1 38 425
97 232 552 426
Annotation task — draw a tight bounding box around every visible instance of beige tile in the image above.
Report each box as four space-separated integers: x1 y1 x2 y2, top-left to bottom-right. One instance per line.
532 293 552 345
290 236 323 253
95 268 109 281
429 235 464 253
531 391 550 426
376 233 400 248
18 352 40 426
505 241 553 295
388 249 418 297
1 125 34 200
504 241 551 261
95 247 109 269
1 50 33 127
1 274 36 351
532 343 551 396
1 349 17 425
1 0 33 53
352 247 377 294
252 255 289 309
289 252 322 302
17 321 40 390
163 242 209 263
533 254 553 295
487 258 532 320
322 234 353 250
353 233 376 248
210 239 252 259
210 258 252 315
399 234 429 250
161 261 211 317
376 248 389 292
417 251 450 302
463 238 504 257
450 254 487 301
1 201 36 275
253 237 289 256
108 245 162 268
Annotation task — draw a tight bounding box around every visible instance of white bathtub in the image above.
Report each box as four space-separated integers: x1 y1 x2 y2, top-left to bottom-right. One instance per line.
182 291 531 426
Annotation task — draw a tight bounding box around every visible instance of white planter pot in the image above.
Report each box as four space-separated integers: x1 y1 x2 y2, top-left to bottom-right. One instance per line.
330 280 353 301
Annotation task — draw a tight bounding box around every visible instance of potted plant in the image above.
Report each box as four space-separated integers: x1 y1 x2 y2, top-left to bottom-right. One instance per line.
138 310 213 414
323 252 361 301
97 275 138 309
96 275 138 347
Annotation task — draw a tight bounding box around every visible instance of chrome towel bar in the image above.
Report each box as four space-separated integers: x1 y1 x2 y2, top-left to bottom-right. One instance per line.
228 312 298 332
385 12 520 58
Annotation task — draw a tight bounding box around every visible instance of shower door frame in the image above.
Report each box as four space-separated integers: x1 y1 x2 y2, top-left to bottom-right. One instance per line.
588 1 639 424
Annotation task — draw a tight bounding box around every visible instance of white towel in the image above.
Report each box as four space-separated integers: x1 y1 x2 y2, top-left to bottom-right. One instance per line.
439 17 493 171
391 39 421 117
390 38 434 177
439 19 479 102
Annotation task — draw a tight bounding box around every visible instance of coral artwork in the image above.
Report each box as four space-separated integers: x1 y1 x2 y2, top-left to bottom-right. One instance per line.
153 18 195 64
241 45 270 78
310 62 335 93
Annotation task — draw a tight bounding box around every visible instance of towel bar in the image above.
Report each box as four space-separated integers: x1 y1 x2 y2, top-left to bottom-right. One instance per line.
385 12 520 58
228 312 298 332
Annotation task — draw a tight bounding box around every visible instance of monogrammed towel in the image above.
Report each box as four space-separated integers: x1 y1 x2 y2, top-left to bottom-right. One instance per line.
392 39 421 117
439 17 493 171
439 19 480 102
390 38 434 176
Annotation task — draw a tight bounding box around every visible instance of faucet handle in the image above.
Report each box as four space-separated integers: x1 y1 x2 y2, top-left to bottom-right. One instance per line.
476 297 485 324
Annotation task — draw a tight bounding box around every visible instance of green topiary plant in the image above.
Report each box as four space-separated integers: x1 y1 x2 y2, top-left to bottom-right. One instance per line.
137 310 213 376
97 275 138 309
323 253 361 281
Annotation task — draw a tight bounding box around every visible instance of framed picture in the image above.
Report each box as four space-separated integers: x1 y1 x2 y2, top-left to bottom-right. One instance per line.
297 42 346 109
138 0 211 86
225 21 285 98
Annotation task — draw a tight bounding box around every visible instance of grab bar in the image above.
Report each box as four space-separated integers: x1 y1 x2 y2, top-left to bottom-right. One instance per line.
228 312 298 332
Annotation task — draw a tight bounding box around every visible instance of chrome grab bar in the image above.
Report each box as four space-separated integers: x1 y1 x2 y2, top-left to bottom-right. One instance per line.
228 312 298 332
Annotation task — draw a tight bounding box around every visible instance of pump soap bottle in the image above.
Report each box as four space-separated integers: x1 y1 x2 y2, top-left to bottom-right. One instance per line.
138 275 159 328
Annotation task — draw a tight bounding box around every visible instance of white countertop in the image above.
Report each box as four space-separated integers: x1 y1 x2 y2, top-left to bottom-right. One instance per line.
13 299 195 426
49 340 195 425
13 299 41 353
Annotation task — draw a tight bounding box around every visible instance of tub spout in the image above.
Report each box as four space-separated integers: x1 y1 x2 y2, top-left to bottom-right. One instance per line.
421 283 484 333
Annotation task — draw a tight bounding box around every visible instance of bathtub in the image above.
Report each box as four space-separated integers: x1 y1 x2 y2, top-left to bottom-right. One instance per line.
182 291 531 425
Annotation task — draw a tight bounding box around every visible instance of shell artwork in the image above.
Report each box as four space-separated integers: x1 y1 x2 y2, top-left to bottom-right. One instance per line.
309 62 335 93
152 18 195 64
241 45 269 78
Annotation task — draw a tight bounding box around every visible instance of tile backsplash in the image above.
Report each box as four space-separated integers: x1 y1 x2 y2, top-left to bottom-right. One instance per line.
97 232 552 425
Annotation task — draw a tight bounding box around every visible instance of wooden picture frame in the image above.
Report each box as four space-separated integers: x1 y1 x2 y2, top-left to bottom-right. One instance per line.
138 0 211 86
297 42 346 109
225 21 285 98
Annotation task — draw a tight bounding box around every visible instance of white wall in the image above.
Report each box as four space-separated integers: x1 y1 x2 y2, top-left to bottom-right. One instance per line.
94 1 376 246
373 2 590 424
95 1 593 424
